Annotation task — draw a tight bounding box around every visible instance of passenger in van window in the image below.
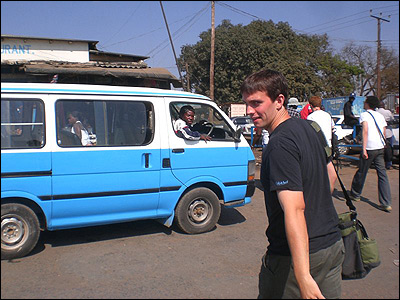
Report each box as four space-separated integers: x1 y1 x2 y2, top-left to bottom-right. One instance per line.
174 105 211 142
67 111 91 146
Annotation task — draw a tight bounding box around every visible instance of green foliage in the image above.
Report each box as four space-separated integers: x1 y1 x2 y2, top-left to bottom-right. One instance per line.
179 19 357 104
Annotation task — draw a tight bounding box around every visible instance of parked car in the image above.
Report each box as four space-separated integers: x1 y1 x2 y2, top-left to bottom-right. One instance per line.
231 116 254 136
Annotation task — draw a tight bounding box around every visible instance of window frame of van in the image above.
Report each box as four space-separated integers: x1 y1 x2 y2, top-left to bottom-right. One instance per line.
1 98 46 150
169 101 237 142
55 99 155 148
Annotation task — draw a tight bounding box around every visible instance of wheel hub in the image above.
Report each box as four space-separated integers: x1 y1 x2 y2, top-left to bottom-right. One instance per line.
2 217 25 245
188 200 209 223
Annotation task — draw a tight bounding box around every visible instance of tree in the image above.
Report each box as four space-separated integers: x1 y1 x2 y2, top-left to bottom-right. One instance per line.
341 43 399 99
178 19 356 104
380 48 399 98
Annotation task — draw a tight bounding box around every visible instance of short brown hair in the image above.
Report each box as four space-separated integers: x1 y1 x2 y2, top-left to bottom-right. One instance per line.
240 69 289 106
308 96 322 108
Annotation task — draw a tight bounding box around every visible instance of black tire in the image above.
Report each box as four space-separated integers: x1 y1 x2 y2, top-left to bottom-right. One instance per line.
1 203 40 260
174 188 221 234
338 140 350 156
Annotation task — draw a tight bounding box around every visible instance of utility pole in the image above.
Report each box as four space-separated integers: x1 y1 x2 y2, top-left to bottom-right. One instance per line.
185 62 190 92
159 1 186 90
209 1 215 100
370 11 390 100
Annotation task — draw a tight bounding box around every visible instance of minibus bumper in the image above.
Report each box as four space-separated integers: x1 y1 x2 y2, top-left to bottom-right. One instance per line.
224 180 255 208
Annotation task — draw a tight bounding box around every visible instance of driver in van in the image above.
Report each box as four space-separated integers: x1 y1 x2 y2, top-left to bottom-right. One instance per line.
174 105 211 142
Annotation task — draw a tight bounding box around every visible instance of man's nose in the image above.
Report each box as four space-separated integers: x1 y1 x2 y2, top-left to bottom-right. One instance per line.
246 105 254 115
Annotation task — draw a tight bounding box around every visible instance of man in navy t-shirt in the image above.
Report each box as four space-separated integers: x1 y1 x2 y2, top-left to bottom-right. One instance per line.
241 69 343 299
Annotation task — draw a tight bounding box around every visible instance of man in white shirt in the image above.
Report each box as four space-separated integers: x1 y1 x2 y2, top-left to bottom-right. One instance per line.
307 96 336 193
350 96 392 212
307 96 334 147
377 102 395 169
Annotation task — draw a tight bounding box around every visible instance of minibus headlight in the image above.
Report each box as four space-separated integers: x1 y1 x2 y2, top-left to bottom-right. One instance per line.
248 160 255 182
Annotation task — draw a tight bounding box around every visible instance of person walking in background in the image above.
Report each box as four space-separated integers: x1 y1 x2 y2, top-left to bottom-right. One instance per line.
300 102 312 120
261 129 269 149
241 69 343 299
350 96 392 212
251 127 270 149
307 95 337 193
307 96 334 149
376 101 395 169
287 97 301 118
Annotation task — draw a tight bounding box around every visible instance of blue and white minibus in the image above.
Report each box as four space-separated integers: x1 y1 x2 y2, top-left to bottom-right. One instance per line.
1 83 255 259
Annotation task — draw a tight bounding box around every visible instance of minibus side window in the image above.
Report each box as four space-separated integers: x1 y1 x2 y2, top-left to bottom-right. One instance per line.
56 100 154 147
1 99 45 149
170 102 235 141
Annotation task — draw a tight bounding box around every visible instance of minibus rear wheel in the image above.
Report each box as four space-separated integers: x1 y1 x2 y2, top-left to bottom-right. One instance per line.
175 187 221 234
1 203 40 260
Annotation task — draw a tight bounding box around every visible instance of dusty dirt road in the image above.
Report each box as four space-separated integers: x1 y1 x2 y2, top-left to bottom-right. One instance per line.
1 151 398 299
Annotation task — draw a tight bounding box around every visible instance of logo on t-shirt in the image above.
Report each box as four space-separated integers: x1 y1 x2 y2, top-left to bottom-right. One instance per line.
276 180 288 186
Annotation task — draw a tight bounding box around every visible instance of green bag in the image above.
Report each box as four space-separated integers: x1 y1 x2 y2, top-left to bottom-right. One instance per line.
338 211 381 279
309 120 381 279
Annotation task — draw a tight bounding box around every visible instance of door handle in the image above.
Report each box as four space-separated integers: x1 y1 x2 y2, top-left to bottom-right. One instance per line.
144 153 150 168
172 148 185 153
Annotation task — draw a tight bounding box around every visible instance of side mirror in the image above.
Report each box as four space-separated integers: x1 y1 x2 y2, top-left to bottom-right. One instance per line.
233 127 242 142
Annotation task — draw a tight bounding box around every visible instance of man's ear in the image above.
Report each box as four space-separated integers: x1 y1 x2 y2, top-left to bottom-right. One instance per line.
275 94 285 110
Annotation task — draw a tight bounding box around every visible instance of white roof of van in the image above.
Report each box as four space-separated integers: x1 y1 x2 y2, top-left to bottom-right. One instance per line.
1 82 210 100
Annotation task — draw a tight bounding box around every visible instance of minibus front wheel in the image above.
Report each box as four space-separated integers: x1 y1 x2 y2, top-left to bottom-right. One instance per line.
1 203 40 260
175 187 221 234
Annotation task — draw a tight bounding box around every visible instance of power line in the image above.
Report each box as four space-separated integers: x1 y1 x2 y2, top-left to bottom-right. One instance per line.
216 2 399 50
147 2 210 57
102 2 143 46
314 19 374 34
99 3 209 50
150 5 210 57
301 5 398 31
308 10 397 34
216 1 263 20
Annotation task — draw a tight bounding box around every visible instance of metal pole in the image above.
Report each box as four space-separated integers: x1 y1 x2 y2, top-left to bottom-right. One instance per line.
209 1 215 100
185 62 190 92
370 12 390 100
160 1 185 90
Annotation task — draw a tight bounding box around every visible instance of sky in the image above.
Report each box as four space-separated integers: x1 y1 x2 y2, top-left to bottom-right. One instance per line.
1 1 399 79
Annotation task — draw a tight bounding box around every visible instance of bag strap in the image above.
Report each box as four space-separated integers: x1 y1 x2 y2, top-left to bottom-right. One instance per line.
356 218 369 239
367 111 386 147
307 120 332 160
334 167 356 211
306 120 356 212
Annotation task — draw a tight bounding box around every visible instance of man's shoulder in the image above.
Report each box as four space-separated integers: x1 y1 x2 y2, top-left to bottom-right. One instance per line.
278 118 311 136
174 118 187 129
361 110 385 122
309 110 329 117
360 111 369 117
373 110 387 122
378 108 394 120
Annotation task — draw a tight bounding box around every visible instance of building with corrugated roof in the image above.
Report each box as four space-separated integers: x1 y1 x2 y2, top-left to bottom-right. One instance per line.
1 35 181 89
